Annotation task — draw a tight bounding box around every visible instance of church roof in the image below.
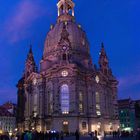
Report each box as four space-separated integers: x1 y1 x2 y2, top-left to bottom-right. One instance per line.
43 0 89 60
43 21 89 58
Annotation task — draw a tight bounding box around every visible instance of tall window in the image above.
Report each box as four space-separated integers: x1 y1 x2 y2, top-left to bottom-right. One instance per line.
95 92 100 103
79 92 84 113
33 93 37 116
34 93 37 106
95 92 101 116
48 91 53 114
61 84 69 114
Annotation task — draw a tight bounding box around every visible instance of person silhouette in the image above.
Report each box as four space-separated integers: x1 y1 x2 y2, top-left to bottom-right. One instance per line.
75 130 80 140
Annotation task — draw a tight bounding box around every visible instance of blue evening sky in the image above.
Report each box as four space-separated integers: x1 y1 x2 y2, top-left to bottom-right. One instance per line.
0 0 140 104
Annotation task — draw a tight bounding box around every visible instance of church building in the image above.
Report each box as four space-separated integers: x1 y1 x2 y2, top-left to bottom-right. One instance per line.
17 0 119 134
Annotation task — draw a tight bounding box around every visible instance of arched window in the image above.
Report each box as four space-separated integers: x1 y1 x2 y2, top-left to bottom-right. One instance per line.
95 92 101 116
95 92 100 103
79 92 84 113
48 91 53 114
61 84 69 114
33 93 37 114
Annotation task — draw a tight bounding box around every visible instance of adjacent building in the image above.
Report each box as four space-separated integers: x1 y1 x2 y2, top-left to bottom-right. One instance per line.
135 100 140 129
0 105 16 134
118 98 140 131
17 0 119 134
118 99 135 132
2 102 17 116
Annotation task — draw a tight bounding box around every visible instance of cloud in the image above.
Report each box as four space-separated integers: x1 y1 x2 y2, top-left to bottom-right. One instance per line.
2 0 47 43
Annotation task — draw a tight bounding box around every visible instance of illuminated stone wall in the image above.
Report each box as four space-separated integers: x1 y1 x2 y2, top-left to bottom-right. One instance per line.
17 0 119 135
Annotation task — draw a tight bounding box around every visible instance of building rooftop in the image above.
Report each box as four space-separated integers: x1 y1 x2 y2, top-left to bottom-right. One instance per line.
1 102 16 110
0 106 14 117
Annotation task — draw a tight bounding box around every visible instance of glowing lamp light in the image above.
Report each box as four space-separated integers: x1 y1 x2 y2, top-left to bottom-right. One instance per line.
0 130 3 134
118 125 120 129
9 132 12 136
51 130 56 133
63 121 68 125
62 111 69 114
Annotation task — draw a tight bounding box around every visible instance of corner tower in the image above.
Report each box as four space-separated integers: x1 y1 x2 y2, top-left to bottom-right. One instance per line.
25 45 37 78
99 43 110 75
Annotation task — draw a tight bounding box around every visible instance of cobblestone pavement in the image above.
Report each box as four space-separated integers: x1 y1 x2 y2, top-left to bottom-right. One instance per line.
63 136 136 140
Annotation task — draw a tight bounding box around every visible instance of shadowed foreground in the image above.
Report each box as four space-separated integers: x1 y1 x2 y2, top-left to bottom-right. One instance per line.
63 136 136 140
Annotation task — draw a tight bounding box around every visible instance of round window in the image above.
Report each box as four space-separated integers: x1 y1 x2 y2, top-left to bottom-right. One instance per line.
61 70 68 77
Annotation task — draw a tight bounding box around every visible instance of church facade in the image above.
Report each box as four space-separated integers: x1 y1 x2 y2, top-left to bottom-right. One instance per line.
17 0 119 134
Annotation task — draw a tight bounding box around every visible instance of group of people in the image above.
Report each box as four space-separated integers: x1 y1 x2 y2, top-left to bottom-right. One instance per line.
0 132 10 140
14 130 64 140
89 130 99 140
1 128 140 140
0 131 63 140
0 130 81 140
104 129 140 139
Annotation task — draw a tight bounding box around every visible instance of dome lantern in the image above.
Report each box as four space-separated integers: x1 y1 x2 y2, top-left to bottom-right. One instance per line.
57 0 75 22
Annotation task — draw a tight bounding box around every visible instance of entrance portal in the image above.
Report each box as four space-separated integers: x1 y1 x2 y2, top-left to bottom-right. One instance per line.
62 121 69 133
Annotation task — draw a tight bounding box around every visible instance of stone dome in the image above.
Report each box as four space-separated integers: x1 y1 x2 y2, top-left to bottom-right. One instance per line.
41 0 92 71
43 20 90 59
